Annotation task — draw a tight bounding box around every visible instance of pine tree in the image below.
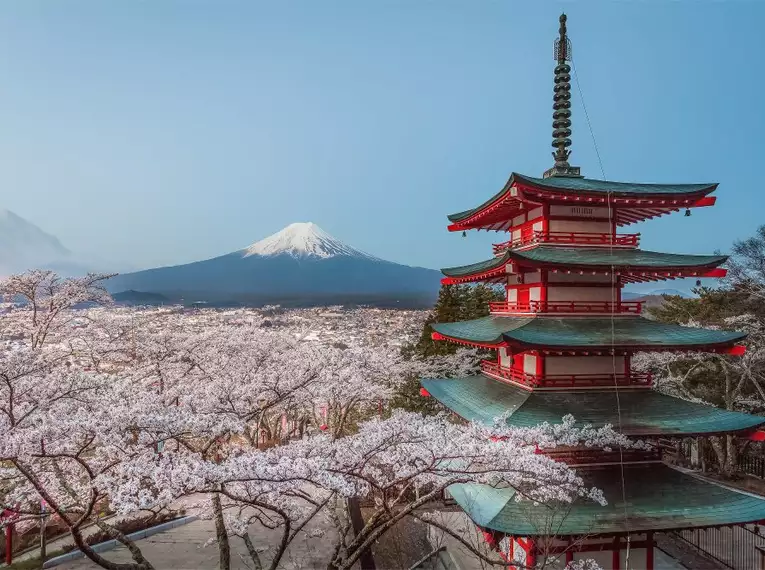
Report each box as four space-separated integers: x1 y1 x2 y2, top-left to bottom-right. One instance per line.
403 284 505 359
396 283 506 414
406 285 467 357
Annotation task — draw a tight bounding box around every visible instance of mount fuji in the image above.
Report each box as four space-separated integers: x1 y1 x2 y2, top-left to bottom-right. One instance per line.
106 223 441 307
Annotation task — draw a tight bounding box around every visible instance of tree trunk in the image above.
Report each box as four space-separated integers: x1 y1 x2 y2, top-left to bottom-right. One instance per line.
93 520 156 570
725 434 739 477
212 494 231 570
242 533 263 570
710 436 728 476
700 437 708 473
346 498 375 570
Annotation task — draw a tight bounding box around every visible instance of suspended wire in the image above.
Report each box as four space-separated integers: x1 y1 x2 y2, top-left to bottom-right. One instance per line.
572 55 631 568
572 57 606 181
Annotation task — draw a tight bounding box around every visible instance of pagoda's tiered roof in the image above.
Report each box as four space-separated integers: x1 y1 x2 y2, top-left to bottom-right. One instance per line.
441 247 727 284
421 375 765 436
448 463 765 536
447 173 718 230
431 315 745 351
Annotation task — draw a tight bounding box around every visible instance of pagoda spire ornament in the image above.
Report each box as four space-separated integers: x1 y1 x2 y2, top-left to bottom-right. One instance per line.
543 13 582 179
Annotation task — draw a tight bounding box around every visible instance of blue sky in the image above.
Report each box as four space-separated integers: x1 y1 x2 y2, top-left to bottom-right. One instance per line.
0 1 762 292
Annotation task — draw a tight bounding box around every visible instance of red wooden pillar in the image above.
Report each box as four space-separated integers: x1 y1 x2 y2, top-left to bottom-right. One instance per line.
612 536 620 569
540 268 548 312
526 538 536 568
646 531 654 570
535 351 545 380
565 537 574 565
542 203 550 239
4 523 12 565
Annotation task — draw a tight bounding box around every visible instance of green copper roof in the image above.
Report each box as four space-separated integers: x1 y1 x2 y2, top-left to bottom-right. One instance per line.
431 316 746 349
447 172 717 223
420 375 765 436
448 464 765 536
441 252 511 277
514 247 726 269
441 248 726 278
515 173 717 196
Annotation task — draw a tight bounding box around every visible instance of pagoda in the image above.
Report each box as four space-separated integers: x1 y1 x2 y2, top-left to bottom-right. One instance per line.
421 14 765 570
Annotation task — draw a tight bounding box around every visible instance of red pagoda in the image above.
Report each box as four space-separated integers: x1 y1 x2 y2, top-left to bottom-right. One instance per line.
421 14 765 570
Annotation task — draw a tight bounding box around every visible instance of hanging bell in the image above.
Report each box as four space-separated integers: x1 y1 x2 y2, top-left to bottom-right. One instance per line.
684 209 691 217
462 231 467 238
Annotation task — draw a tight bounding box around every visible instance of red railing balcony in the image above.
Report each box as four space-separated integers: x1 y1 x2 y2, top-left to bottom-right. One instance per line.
480 361 652 389
489 300 643 315
492 231 640 254
546 448 661 466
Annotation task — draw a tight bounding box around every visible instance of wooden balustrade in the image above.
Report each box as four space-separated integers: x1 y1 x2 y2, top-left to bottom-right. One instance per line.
492 231 640 254
489 300 643 315
480 360 652 388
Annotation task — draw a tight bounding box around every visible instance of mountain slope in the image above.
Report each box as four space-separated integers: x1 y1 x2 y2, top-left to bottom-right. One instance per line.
0 209 93 277
106 223 441 305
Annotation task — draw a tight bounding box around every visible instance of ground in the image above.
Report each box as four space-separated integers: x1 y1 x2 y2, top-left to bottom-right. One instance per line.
51 516 336 570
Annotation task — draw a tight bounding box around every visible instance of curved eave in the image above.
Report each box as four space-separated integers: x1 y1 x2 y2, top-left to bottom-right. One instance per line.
507 248 728 273
441 252 511 283
447 463 765 537
431 316 747 352
447 180 514 224
420 375 765 437
508 338 745 353
447 173 719 231
513 173 718 199
431 330 507 349
440 249 729 284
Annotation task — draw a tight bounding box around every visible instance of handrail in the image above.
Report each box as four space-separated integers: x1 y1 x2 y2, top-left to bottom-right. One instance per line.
489 300 643 315
480 361 652 388
493 231 640 254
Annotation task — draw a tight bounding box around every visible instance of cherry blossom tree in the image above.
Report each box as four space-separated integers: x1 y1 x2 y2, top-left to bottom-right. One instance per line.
98 410 629 570
0 271 617 570
0 270 113 349
0 273 164 570
634 314 765 475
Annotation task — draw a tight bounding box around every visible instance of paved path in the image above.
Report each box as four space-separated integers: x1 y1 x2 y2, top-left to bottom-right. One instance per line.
52 516 336 570
10 513 129 565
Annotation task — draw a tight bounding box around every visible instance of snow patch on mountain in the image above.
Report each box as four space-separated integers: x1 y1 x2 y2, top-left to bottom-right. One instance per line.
242 222 378 260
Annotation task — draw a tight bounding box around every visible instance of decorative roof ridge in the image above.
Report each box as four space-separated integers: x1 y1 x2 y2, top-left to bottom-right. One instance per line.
513 172 719 195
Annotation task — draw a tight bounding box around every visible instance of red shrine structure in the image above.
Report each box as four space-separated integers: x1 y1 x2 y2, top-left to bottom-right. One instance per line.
421 14 765 570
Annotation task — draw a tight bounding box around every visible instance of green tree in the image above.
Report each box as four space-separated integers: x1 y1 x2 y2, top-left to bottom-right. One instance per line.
646 285 765 477
395 284 503 414
404 284 503 359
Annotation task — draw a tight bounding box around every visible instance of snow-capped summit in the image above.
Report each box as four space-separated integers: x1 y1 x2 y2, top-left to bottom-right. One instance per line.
242 222 376 260
107 220 440 304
